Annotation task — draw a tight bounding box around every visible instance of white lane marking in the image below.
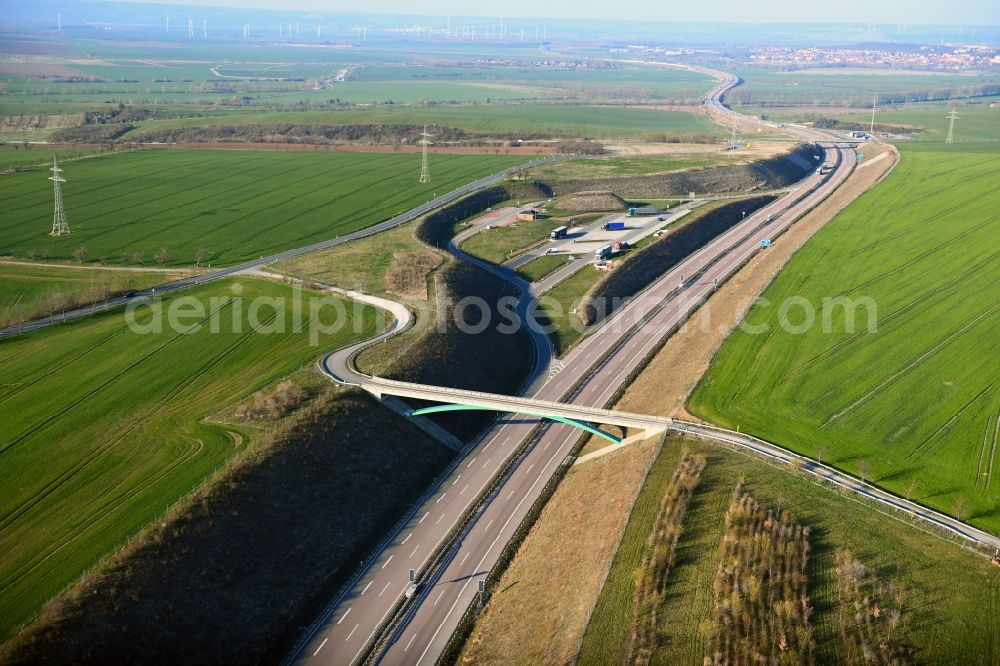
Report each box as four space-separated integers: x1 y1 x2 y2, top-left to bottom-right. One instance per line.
435 514 444 525
337 607 351 625
525 463 534 474
346 623 358 641
402 533 411 545
507 490 515 500
405 633 417 652
461 551 470 565
419 512 429 523
469 457 477 465
361 581 372 595
379 581 391 596
313 637 328 656
436 493 447 503
485 519 494 531
542 441 550 451
434 589 446 605
452 474 461 485
410 545 419 558
381 555 394 569
460 483 469 495
482 459 490 468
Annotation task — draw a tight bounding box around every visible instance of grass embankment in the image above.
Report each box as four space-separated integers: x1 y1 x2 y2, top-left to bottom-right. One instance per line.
0 278 378 639
271 221 442 300
0 385 456 664
0 262 179 326
690 143 1000 532
578 437 1000 664
534 264 604 356
517 254 572 282
0 149 527 266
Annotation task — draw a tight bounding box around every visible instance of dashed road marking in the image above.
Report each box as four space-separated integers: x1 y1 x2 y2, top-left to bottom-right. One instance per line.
361 581 372 595
346 623 358 641
381 555 393 569
313 637 328 656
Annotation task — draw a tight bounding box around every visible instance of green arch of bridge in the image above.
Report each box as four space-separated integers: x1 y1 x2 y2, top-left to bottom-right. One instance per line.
408 404 623 445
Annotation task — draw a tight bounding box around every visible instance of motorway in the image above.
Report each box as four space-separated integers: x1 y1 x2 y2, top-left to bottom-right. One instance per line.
290 69 866 665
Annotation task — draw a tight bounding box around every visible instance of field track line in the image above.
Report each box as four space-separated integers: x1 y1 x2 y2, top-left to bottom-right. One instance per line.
908 380 997 463
823 302 1000 427
985 404 1000 492
0 308 283 589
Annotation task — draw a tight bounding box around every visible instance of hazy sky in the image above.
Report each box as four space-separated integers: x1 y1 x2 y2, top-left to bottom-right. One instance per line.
107 0 1000 26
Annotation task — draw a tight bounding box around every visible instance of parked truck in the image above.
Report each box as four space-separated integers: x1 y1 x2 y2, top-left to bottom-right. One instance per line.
602 221 625 231
626 206 657 217
550 225 568 240
595 244 614 260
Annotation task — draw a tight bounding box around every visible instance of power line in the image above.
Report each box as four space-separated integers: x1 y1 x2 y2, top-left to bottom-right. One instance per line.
946 106 959 144
418 126 433 184
49 155 70 236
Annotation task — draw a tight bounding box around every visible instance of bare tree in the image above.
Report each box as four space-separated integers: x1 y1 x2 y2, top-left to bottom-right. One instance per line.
905 478 919 501
953 496 969 522
814 446 828 466
41 248 51 261
73 246 87 263
195 248 208 267
132 251 145 266
98 255 108 266
27 249 38 260
119 253 130 265
154 247 173 265
857 458 872 484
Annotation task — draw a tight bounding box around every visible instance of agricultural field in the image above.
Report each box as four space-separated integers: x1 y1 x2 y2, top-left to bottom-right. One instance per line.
578 438 999 665
690 142 1000 532
0 145 115 172
730 66 1000 108
0 262 183 326
0 278 379 639
0 148 526 266
122 105 723 142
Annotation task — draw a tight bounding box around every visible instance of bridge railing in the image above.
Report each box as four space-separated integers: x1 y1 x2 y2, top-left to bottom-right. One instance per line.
366 375 672 426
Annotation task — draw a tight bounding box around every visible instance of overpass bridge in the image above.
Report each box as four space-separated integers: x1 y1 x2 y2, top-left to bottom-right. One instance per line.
359 376 672 442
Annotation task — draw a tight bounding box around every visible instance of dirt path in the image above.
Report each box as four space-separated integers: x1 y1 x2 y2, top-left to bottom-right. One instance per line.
612 142 899 420
0 259 203 274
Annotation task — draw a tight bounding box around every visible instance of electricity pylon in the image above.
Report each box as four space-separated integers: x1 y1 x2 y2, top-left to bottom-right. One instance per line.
418 126 433 183
946 106 959 144
49 155 70 236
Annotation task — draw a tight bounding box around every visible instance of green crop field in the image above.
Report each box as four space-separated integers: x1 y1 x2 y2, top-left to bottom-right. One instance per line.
731 66 1000 108
123 105 723 141
0 278 378 639
579 437 1000 665
690 142 1000 532
0 148 526 266
0 262 178 325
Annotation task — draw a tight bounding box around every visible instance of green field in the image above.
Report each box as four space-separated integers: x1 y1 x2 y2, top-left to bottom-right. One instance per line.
517 254 571 282
123 105 723 141
579 437 1000 664
460 219 567 264
0 149 526 266
0 262 178 326
535 264 605 356
731 66 1000 107
528 153 731 180
0 278 378 639
690 143 1000 532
